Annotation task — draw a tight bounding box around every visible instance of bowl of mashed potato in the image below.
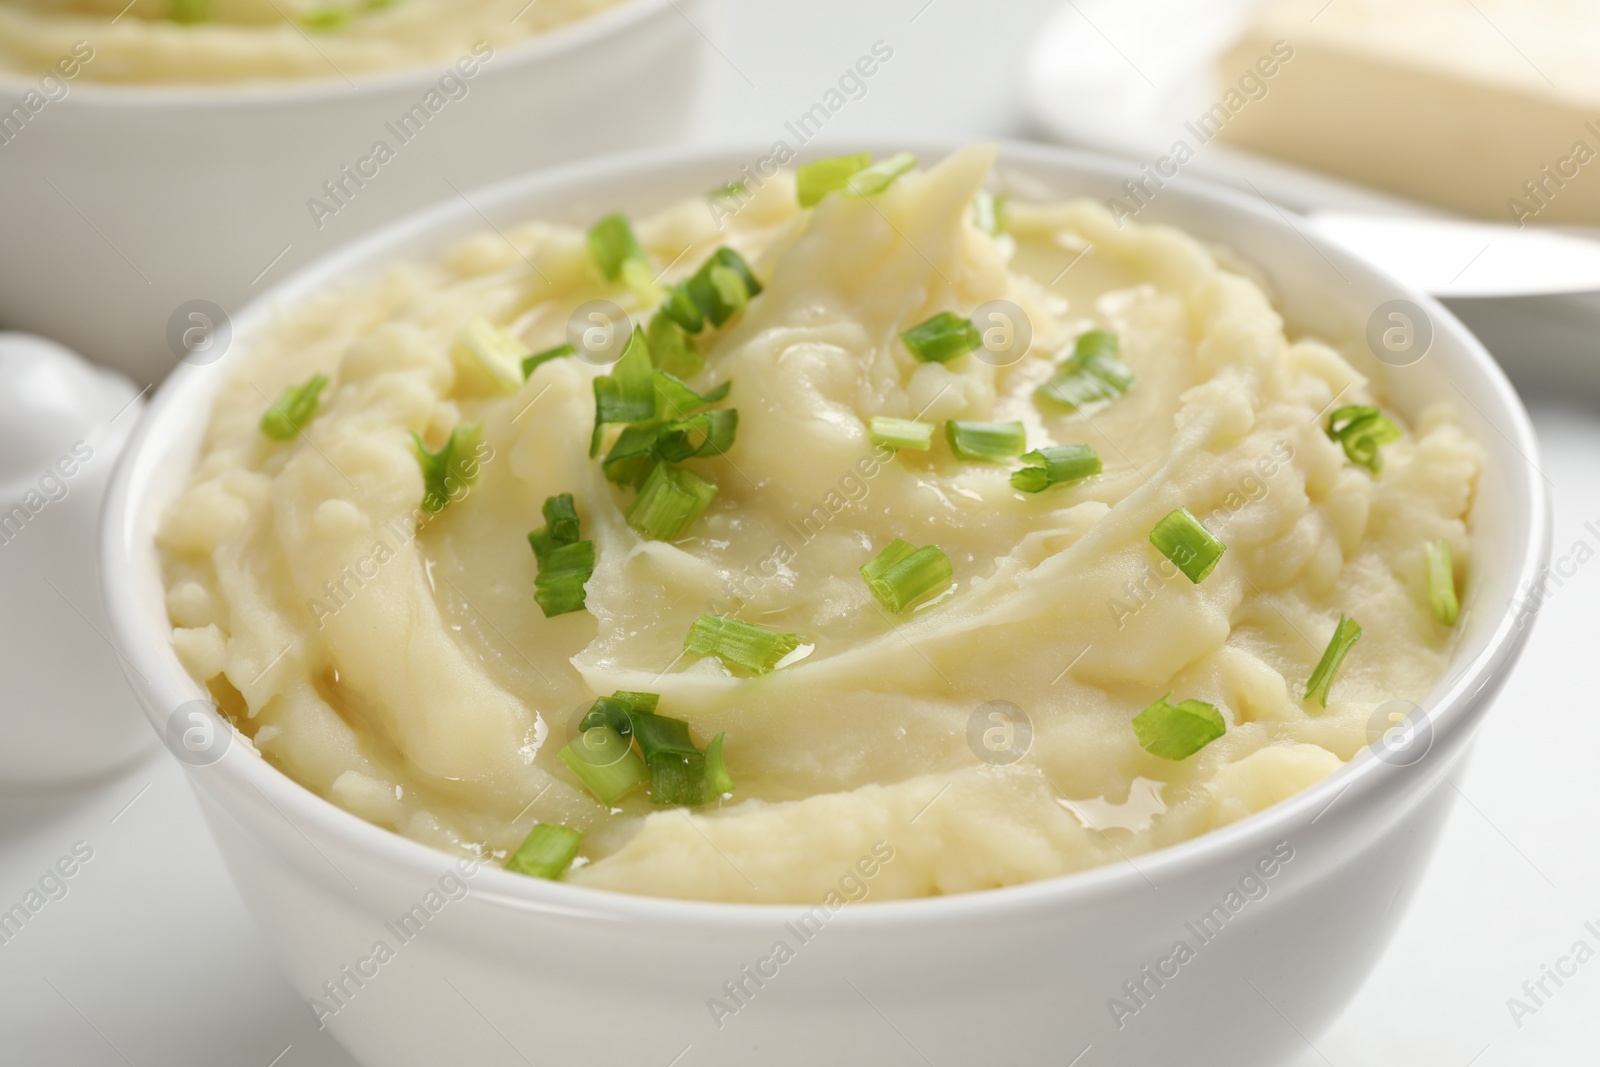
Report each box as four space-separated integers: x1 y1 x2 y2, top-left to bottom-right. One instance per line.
101 142 1549 1067
0 0 707 385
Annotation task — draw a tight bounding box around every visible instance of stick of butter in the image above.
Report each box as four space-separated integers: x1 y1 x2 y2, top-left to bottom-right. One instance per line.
1217 0 1600 226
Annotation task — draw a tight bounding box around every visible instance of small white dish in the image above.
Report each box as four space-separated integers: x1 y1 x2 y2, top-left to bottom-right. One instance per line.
100 141 1550 1067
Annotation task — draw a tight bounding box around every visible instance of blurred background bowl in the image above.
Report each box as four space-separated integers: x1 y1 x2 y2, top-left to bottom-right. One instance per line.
0 0 708 386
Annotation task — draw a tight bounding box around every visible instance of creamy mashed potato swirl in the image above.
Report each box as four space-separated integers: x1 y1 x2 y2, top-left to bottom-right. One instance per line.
0 0 622 84
157 146 1480 903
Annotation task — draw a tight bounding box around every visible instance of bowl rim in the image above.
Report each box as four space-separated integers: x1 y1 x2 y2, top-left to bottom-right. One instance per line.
0 0 671 105
99 138 1552 929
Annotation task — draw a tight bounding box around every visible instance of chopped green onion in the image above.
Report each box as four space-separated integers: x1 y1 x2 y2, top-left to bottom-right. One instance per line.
860 539 954 613
454 317 528 394
647 750 712 806
1305 614 1362 707
505 822 583 879
1132 695 1226 760
558 726 649 804
1011 445 1101 493
647 311 703 378
709 180 747 199
611 690 660 713
601 422 663 488
654 370 731 420
260 373 328 441
683 614 804 675
1036 329 1134 411
847 152 916 196
300 6 351 30
590 326 656 457
411 421 483 513
971 189 1008 236
522 342 575 379
684 248 763 329
656 410 738 463
168 0 211 23
659 284 706 335
704 733 733 795
528 493 595 617
1326 405 1401 474
627 710 699 760
586 212 649 283
797 152 872 207
869 416 935 452
1149 507 1226 583
1426 539 1459 626
578 697 635 738
901 312 981 364
946 419 1027 463
628 461 718 540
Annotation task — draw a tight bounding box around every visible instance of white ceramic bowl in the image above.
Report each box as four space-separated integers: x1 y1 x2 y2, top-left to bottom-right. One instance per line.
0 0 707 387
99 142 1550 1067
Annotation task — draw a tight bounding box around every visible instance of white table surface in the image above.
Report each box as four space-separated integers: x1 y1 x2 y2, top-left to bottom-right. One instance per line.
3 1 1598 1063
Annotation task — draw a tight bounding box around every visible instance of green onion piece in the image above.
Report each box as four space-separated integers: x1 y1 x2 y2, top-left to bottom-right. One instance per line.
579 697 634 738
654 371 730 420
590 326 656 457
1011 444 1102 493
558 726 649 804
1132 695 1226 760
522 342 575 379
586 212 649 283
656 410 738 462
260 373 328 441
455 317 528 394
683 614 803 675
684 247 763 329
647 750 710 806
971 189 1009 236
847 152 916 196
532 540 594 617
860 539 954 613
1036 329 1134 410
901 312 981 364
610 690 660 713
869 416 935 452
505 822 583 879
528 493 595 617
709 180 747 199
946 419 1027 463
168 0 211 23
1326 405 1402 474
626 709 699 759
412 421 483 513
704 733 733 796
1149 507 1226 583
300 6 351 30
659 284 706 335
647 311 703 378
797 152 873 207
601 422 663 488
628 462 718 540
1305 614 1362 707
1426 539 1459 626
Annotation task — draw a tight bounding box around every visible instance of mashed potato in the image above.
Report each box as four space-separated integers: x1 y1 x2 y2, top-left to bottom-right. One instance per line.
0 0 622 84
157 145 1480 903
